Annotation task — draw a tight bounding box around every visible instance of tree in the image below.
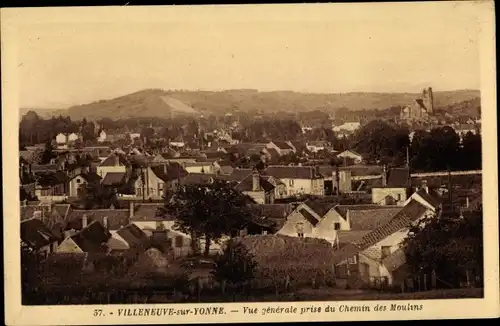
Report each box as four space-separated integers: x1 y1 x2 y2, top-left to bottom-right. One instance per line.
212 240 258 295
402 212 483 288
161 180 256 256
460 132 482 170
41 140 56 165
79 182 119 209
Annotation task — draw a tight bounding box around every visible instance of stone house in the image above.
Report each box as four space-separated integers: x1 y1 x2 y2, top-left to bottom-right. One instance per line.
234 171 276 204
263 165 325 197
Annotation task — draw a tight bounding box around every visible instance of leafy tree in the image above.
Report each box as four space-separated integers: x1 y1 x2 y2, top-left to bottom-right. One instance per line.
41 140 56 164
161 180 256 256
78 182 119 209
212 240 258 293
460 132 482 170
402 211 483 288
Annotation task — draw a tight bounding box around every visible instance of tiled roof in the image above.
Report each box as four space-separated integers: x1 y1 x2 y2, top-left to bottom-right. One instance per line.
70 221 111 253
387 168 410 188
264 166 323 180
235 174 275 193
183 173 216 185
355 200 429 249
382 247 407 272
102 172 126 186
348 207 402 231
304 199 337 218
299 208 319 227
116 224 151 250
334 204 392 220
21 218 58 249
131 203 175 221
266 148 280 159
66 209 130 231
150 162 188 182
337 230 371 244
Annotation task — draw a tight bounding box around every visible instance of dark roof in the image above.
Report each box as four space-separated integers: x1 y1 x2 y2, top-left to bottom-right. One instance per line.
272 141 294 150
264 166 323 180
66 209 130 231
261 175 285 186
382 247 407 272
304 199 337 217
116 224 151 250
78 172 102 184
69 220 111 253
183 173 216 185
348 207 402 231
31 164 58 173
266 148 280 159
204 151 227 159
415 189 441 209
102 172 126 186
387 168 410 188
21 218 58 249
36 171 68 187
299 208 320 227
356 200 429 249
218 168 253 182
235 174 275 192
150 162 188 182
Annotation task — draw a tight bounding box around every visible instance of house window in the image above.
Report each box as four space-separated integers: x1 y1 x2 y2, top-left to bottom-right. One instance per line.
175 236 184 248
347 256 357 265
296 222 304 238
381 246 392 259
397 194 402 201
158 182 164 195
334 222 341 230
289 179 294 187
76 178 81 184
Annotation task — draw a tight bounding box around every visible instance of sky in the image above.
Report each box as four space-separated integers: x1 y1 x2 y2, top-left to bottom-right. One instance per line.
12 3 482 108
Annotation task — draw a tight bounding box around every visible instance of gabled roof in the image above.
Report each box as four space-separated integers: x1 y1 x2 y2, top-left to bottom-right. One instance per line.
415 189 441 209
98 153 128 167
303 199 337 218
386 168 410 188
116 224 151 250
235 174 275 193
348 207 402 231
130 203 175 221
298 207 320 226
102 172 126 186
338 149 362 157
261 175 285 186
218 168 253 182
69 220 111 253
150 162 188 182
266 148 280 159
21 218 58 249
334 204 390 220
250 203 294 220
355 200 429 249
264 166 323 180
337 230 371 245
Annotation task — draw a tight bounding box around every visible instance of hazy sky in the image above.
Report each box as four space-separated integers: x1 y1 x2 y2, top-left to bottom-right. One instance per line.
13 3 482 108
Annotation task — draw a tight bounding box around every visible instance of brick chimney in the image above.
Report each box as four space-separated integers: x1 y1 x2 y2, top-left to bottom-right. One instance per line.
252 170 260 191
82 214 88 228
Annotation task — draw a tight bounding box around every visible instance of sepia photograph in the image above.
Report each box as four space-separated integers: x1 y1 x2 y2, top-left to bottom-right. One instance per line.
2 1 499 324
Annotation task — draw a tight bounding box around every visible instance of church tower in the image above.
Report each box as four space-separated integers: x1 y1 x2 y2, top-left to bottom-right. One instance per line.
422 87 434 114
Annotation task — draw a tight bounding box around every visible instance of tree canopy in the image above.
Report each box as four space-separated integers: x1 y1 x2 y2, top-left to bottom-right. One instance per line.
161 180 257 256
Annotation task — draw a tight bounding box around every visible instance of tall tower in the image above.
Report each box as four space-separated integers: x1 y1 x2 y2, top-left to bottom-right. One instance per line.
422 87 434 114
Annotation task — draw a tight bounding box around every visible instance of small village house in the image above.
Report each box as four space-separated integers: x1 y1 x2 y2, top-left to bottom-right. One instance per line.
264 165 325 197
21 218 59 254
96 153 128 179
133 162 187 200
235 171 276 204
68 172 102 197
371 167 410 206
266 141 296 156
336 150 363 164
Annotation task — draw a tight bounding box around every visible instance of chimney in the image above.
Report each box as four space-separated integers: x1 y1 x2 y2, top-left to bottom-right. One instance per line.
382 165 387 187
82 214 88 228
129 201 135 218
114 154 119 166
164 163 167 174
315 165 320 176
421 180 429 194
252 170 260 191
103 216 109 230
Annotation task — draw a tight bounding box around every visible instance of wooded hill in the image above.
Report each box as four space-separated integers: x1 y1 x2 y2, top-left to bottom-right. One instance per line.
22 88 480 120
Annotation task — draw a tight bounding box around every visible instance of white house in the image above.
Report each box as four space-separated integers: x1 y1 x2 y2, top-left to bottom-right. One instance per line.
96 153 127 179
333 122 361 133
68 133 79 142
56 133 68 144
264 165 325 197
97 130 107 143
